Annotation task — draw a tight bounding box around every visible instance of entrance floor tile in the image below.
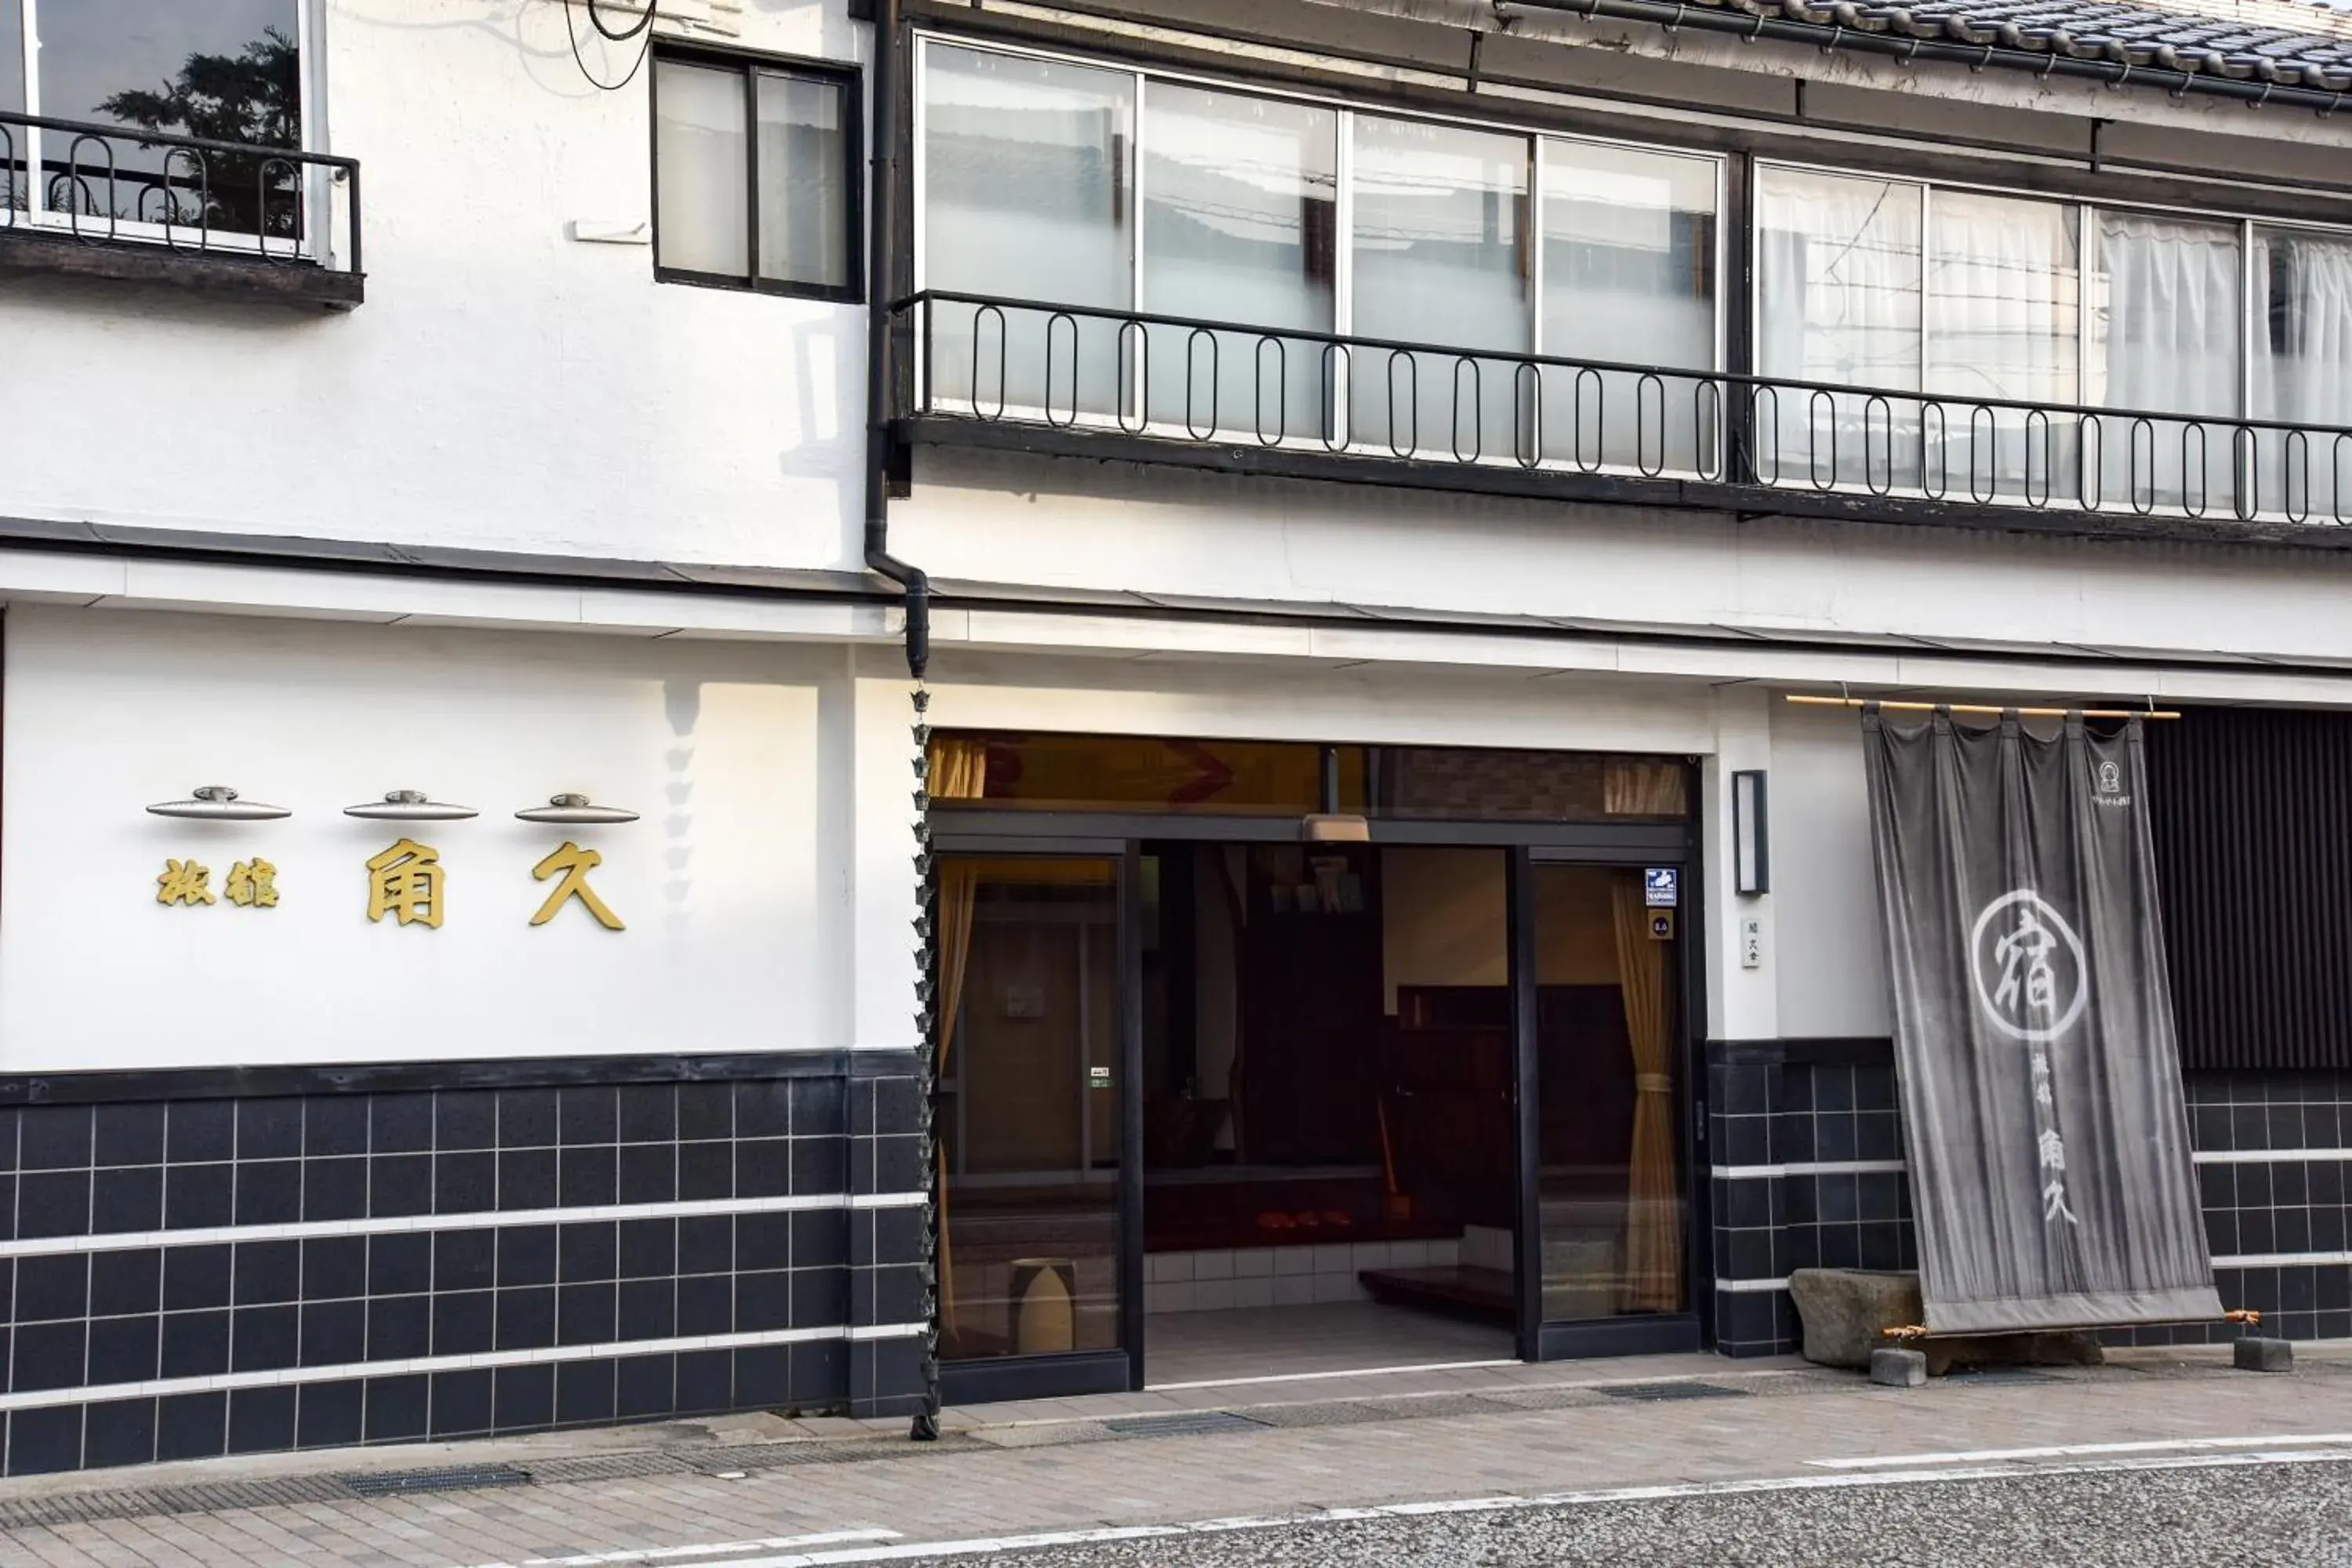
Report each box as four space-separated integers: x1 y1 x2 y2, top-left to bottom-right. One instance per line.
1145 1302 1516 1388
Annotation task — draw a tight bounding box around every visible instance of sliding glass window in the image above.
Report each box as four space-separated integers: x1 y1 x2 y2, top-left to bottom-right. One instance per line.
1541 142 1719 475
1926 190 2081 503
2084 212 2241 512
1757 162 2352 520
2252 227 2352 520
1759 169 2100 502
1350 116 1531 459
913 38 1725 469
921 45 1134 419
1755 169 1924 491
1142 85 1338 442
911 37 2352 521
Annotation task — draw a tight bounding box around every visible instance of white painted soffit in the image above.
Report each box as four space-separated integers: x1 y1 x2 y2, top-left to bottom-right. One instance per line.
10 548 2352 707
0 550 899 645
925 607 2352 710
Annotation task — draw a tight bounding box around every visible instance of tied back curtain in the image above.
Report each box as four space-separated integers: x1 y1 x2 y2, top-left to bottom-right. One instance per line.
1608 874 1682 1313
928 739 989 1342
1864 713 2219 1334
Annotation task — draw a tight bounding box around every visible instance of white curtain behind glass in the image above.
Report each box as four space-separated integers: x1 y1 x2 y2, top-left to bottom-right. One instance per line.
1925 191 2079 500
1755 169 1922 489
2087 213 2240 512
2253 228 2352 521
1142 85 1336 443
755 72 847 292
1541 142 1715 474
655 60 750 280
922 46 1133 419
1351 115 1531 460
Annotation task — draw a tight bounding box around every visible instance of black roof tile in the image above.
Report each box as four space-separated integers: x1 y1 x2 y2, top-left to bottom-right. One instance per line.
1674 0 2352 86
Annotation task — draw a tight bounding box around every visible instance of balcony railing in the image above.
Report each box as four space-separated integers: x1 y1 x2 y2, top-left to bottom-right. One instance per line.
2 110 361 285
889 290 2352 534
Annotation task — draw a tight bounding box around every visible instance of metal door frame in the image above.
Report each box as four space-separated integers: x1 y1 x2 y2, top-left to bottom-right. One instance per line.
931 838 1149 1406
1514 843 1711 1361
933 816 1708 1403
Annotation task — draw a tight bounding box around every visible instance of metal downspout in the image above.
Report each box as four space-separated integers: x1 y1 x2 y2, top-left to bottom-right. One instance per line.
865 0 928 681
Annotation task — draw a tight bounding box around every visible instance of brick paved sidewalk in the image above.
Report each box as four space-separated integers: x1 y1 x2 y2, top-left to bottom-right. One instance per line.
0 1348 2345 1567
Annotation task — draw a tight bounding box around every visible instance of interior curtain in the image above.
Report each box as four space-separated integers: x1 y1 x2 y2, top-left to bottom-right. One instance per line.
2252 228 2352 522
928 739 990 1341
1754 169 1923 491
1602 758 1686 817
2088 213 2241 512
1924 191 2082 498
1610 873 1682 1312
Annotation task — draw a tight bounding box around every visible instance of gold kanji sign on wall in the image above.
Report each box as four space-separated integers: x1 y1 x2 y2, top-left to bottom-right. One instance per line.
530 841 624 931
226 858 279 908
155 858 215 906
154 837 626 931
365 838 445 929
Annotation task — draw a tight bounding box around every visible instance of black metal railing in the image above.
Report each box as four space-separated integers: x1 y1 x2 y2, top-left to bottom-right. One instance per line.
891 290 2352 528
2 110 361 274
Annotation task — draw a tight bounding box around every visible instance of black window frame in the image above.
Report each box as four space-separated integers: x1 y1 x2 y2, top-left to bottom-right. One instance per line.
648 43 864 304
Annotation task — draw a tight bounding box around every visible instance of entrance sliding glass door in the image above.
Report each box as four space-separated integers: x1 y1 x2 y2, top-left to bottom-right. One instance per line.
1514 855 1702 1357
935 853 1138 1401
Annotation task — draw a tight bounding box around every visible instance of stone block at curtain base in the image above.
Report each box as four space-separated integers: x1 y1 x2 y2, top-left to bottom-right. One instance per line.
1869 1348 1928 1388
2234 1337 2295 1373
1789 1268 1923 1368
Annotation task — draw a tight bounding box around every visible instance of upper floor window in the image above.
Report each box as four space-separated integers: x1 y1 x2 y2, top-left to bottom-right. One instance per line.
902 35 2352 526
3 0 307 244
652 48 860 302
915 38 1719 467
1757 164 2352 514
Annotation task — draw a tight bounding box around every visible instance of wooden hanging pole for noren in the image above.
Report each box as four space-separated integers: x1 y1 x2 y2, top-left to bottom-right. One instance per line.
1786 695 2182 720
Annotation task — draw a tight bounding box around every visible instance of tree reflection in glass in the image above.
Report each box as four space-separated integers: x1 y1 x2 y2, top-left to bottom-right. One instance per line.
24 2 300 241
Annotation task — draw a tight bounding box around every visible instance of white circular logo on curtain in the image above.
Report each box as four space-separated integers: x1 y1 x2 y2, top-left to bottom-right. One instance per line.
1967 889 2089 1043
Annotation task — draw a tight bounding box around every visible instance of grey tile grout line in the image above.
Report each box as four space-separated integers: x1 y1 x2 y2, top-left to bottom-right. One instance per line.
0 1191 924 1259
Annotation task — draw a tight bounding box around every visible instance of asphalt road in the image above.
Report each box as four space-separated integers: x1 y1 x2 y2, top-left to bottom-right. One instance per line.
949 1457 2352 1567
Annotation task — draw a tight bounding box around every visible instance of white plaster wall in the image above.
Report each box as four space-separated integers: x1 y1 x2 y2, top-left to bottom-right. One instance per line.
901 451 2352 670
0 0 866 570
1766 697 1893 1040
0 605 877 1071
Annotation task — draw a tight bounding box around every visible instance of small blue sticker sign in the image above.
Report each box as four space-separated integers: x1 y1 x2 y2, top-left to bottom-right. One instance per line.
1644 868 1679 909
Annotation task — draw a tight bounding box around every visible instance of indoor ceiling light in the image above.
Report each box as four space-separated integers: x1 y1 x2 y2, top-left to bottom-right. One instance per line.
145 786 291 821
516 793 640 825
343 789 479 822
